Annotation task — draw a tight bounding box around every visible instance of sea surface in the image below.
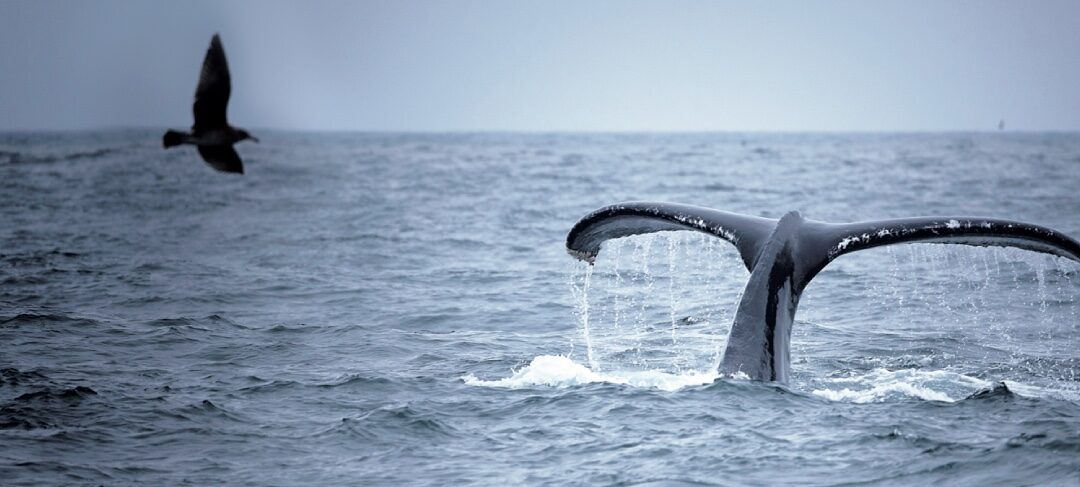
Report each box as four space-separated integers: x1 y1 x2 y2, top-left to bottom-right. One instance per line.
1 131 1079 485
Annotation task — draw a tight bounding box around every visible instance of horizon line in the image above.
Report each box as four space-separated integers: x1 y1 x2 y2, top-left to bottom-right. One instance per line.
2 125 1078 135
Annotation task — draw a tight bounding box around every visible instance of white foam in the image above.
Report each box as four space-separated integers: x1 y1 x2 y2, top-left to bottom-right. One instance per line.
1002 380 1080 402
463 355 719 392
811 368 991 403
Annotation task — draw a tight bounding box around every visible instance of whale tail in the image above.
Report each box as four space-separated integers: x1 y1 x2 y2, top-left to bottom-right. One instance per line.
565 202 777 270
566 201 1080 289
566 202 1080 381
163 130 187 148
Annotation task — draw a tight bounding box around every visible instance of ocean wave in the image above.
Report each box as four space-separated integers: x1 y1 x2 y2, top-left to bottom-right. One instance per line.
0 249 81 267
14 386 97 402
0 367 100 431
0 147 119 165
238 379 301 394
317 374 393 389
143 400 255 428
463 355 719 392
811 368 991 403
146 315 249 331
311 405 459 441
1 461 111 482
359 405 458 437
0 312 96 328
62 148 118 161
0 405 58 430
0 367 49 387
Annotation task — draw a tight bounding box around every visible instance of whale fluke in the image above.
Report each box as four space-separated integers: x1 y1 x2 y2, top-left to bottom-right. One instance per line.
566 202 1080 381
820 216 1080 267
565 202 776 269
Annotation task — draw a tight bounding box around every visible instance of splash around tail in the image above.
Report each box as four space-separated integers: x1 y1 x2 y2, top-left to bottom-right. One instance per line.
566 202 1080 382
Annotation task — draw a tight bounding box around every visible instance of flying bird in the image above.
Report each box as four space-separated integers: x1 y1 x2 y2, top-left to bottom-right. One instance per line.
163 34 257 174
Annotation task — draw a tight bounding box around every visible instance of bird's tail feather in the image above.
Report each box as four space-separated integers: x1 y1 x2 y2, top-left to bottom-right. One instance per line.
163 130 187 148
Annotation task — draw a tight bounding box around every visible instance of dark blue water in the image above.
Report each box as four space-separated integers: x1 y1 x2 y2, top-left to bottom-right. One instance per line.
2 131 1079 485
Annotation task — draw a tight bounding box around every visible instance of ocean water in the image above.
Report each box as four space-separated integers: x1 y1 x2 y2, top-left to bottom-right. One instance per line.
1 130 1079 485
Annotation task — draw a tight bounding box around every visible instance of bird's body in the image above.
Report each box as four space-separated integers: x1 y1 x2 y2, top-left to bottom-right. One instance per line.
165 126 250 146
163 34 256 174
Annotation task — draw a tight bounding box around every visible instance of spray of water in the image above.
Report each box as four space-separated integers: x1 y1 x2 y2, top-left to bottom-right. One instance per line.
477 234 1078 399
804 244 1080 401
569 232 745 378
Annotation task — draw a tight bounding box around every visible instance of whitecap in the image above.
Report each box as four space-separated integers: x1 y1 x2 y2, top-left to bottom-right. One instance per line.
811 368 991 403
463 355 718 392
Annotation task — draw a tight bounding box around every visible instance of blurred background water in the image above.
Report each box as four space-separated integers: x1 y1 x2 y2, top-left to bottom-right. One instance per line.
1 130 1078 485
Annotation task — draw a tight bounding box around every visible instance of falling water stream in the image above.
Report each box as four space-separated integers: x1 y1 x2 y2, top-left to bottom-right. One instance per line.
553 231 1080 401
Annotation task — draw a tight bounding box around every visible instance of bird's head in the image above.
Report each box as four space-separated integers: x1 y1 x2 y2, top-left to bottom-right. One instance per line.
237 129 259 143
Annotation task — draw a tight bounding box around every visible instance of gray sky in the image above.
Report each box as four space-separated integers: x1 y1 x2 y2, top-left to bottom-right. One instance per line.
2 0 1079 131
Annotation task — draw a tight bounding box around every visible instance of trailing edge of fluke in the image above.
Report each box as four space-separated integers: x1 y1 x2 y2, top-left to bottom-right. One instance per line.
566 201 1080 382
163 33 257 174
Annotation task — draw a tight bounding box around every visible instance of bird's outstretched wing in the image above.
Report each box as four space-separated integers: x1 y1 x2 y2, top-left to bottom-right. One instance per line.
197 145 244 174
192 34 231 131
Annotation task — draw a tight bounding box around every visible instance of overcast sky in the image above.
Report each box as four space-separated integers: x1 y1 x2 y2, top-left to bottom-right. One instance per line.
1 1 1079 132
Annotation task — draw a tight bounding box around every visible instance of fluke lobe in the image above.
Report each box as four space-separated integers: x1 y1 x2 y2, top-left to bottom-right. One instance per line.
163 34 257 174
566 202 1080 382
